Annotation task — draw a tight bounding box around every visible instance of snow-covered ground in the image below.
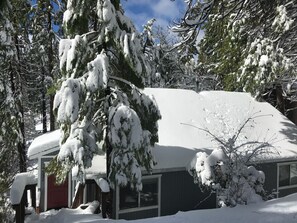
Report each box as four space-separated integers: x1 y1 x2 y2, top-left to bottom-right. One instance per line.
26 193 297 223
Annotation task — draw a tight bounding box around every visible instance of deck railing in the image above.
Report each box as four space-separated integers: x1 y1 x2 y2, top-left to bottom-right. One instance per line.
12 184 37 223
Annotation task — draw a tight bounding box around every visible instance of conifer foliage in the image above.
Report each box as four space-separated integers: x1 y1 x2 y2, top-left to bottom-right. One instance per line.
173 0 297 99
54 0 161 190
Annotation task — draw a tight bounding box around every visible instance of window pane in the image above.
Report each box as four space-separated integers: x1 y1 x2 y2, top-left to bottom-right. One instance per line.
140 178 158 207
290 164 297 185
119 186 138 210
279 165 290 187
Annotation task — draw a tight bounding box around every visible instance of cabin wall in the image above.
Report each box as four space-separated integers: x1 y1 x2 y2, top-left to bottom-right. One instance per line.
257 162 278 196
160 171 216 216
117 170 216 220
257 160 297 199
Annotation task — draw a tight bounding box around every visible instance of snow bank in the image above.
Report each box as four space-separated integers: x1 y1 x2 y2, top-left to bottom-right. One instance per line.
10 172 37 205
25 201 100 223
26 193 297 223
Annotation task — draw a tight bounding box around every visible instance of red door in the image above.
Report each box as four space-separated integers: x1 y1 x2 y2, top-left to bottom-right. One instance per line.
47 175 68 210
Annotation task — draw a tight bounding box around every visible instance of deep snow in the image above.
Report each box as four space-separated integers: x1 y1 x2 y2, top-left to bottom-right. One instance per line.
26 193 297 223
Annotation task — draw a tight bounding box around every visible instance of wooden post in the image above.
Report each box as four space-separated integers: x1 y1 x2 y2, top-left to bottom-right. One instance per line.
71 183 85 208
101 192 107 218
13 190 25 223
30 185 36 210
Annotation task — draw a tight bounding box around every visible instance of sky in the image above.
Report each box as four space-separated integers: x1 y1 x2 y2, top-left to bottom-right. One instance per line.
121 0 187 32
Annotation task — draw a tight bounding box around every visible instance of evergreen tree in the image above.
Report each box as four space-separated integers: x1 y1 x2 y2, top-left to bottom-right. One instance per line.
0 0 29 221
142 22 202 90
53 0 161 190
173 0 297 104
28 0 64 134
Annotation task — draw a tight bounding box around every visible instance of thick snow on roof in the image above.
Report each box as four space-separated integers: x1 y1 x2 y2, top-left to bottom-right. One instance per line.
27 130 60 159
27 88 297 173
144 88 297 171
72 155 106 180
10 172 37 205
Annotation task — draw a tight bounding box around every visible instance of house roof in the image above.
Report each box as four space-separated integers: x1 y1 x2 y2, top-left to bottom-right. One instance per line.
27 88 297 175
27 130 60 159
147 88 297 170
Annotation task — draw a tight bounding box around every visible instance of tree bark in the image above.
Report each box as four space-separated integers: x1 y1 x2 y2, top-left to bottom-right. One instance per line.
47 0 55 131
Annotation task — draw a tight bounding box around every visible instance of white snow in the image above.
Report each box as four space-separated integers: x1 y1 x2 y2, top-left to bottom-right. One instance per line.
86 52 108 92
259 54 269 66
26 193 297 223
27 130 61 159
144 88 297 171
72 155 107 180
10 172 37 205
28 88 297 173
95 178 110 193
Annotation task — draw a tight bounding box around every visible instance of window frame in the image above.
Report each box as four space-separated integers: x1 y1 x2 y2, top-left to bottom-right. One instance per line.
116 174 161 219
277 162 297 191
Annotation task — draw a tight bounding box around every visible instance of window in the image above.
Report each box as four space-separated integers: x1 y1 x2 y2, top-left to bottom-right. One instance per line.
279 163 297 187
119 176 160 211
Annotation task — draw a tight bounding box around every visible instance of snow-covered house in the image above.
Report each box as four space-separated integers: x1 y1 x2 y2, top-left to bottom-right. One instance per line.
27 88 297 220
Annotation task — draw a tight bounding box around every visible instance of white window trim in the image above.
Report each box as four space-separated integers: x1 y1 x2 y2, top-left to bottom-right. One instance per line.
277 162 297 196
115 174 162 219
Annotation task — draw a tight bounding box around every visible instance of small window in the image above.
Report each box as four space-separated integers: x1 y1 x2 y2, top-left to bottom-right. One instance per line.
279 163 297 187
119 177 159 210
140 178 158 207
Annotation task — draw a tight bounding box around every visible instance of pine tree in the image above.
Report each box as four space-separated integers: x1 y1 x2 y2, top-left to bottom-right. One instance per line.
53 0 161 190
28 0 64 134
142 22 201 90
173 0 297 101
0 0 29 221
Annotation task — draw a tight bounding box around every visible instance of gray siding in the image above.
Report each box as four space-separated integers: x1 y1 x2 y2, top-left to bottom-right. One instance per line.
256 160 297 198
117 170 216 220
119 208 158 220
256 162 278 196
160 171 216 216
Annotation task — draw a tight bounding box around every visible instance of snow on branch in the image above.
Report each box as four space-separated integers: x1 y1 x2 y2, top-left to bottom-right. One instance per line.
187 114 277 207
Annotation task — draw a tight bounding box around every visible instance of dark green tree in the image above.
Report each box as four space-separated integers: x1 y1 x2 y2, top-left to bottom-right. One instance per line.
53 0 161 190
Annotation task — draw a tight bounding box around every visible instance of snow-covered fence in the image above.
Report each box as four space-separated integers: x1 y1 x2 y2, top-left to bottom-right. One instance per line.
10 173 37 223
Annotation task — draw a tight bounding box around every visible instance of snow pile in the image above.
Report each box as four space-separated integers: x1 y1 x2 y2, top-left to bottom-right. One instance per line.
25 201 100 223
26 193 297 223
10 172 37 205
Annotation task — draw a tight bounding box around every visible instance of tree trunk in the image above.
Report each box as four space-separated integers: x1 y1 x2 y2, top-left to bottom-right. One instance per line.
47 0 55 131
42 67 47 133
13 34 27 173
276 84 285 114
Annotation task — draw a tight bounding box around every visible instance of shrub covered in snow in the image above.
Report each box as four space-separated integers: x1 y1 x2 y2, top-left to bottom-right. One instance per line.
189 116 273 207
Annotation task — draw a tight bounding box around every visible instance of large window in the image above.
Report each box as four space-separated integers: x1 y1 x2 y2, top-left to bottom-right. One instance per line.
279 163 297 187
118 175 160 213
